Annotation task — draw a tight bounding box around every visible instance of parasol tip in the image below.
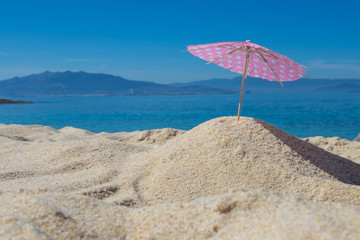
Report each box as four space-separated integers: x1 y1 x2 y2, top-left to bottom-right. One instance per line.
245 40 252 43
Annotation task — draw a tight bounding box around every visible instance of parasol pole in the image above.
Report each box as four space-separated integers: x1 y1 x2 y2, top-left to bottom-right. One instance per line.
237 52 250 121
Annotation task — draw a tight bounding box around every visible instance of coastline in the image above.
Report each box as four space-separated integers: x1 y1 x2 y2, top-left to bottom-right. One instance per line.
0 98 32 104
0 117 359 239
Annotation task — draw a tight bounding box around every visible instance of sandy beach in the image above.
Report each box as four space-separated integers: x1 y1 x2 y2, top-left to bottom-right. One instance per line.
1 117 359 239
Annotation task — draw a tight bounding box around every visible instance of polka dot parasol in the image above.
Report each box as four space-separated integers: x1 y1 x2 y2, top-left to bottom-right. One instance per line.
186 40 309 120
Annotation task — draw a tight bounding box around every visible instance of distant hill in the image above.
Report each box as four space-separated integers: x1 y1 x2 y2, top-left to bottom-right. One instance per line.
0 71 232 97
170 77 360 93
1 71 359 97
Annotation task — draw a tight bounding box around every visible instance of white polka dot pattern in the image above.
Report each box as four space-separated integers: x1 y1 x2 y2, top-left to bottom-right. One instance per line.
187 41 305 82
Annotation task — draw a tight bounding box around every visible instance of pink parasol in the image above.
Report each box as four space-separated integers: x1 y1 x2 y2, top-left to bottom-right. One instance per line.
186 40 309 120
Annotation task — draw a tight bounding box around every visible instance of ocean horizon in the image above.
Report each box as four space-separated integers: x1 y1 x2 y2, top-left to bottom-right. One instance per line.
0 92 359 140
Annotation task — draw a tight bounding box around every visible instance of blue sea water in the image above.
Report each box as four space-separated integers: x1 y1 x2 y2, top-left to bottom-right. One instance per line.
0 92 359 140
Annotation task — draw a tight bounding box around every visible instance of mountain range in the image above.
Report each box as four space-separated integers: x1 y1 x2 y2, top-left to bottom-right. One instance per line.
171 77 360 93
0 71 359 97
0 71 231 97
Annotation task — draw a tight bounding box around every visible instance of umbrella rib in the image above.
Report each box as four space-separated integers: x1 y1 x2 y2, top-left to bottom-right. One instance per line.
206 47 244 65
258 48 307 68
256 49 299 70
257 48 310 79
256 48 278 59
258 48 291 65
253 49 284 87
181 45 222 52
183 44 238 52
254 51 311 80
220 44 238 49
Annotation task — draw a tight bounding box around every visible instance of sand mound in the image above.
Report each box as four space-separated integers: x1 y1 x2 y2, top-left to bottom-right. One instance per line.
125 117 360 205
98 128 184 145
0 124 58 142
1 189 359 240
1 118 359 207
0 125 180 196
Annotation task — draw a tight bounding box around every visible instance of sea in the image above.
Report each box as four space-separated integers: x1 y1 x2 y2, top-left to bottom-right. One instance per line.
0 92 359 140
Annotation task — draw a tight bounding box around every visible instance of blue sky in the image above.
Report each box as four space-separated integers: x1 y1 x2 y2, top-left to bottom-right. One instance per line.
0 0 359 83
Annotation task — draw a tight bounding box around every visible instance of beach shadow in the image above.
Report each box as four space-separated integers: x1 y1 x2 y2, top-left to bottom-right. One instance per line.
0 134 30 142
254 119 360 186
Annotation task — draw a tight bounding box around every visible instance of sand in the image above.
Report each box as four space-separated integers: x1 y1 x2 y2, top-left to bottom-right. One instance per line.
0 117 359 239
304 136 360 164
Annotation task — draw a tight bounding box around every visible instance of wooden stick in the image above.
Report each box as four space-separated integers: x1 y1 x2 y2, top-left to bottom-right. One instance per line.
237 55 249 121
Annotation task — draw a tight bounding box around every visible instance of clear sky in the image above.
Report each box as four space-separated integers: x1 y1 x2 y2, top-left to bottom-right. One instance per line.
0 0 359 83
